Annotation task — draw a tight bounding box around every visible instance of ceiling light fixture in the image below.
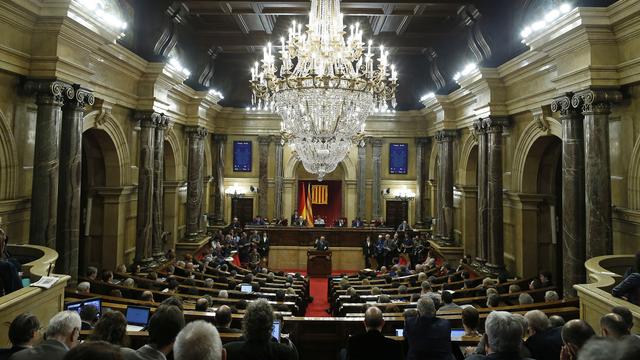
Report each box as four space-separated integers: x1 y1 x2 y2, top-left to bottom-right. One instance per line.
168 57 191 77
249 0 398 180
78 0 128 32
453 63 478 82
420 92 435 102
521 3 573 40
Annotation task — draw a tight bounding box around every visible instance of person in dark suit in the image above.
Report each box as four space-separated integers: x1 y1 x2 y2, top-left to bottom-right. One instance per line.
524 310 563 360
362 236 375 269
346 306 402 360
314 236 329 251
403 296 452 360
121 304 185 360
612 272 640 306
397 220 411 232
467 311 534 360
215 305 242 334
351 217 364 228
224 299 298 360
290 211 301 226
10 311 81 360
0 313 40 360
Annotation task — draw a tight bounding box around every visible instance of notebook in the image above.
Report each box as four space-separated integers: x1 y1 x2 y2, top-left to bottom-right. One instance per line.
125 306 150 332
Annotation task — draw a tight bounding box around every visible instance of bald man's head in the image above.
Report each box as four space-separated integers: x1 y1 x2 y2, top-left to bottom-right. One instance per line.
561 319 595 349
364 306 384 331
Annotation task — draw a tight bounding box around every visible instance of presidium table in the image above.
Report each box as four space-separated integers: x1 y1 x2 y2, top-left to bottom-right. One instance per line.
245 226 397 273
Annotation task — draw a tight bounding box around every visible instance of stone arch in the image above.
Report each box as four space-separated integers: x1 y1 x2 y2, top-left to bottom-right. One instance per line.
164 126 183 181
0 110 18 200
83 110 131 187
459 132 478 185
511 117 561 192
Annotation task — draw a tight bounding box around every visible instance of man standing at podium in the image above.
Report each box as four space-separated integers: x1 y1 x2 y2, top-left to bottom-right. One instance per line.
314 236 329 251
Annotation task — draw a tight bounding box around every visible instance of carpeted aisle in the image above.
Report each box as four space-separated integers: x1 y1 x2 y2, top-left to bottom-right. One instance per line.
305 277 330 317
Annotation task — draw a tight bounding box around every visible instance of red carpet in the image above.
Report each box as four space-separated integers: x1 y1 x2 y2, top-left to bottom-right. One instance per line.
306 276 330 317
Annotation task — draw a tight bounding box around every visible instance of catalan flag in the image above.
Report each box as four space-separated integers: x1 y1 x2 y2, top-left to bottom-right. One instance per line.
311 185 328 204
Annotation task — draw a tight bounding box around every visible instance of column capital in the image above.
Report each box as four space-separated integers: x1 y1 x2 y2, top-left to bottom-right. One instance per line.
258 135 272 145
435 129 457 142
64 85 95 109
156 114 171 129
212 134 227 143
481 117 509 132
186 126 208 139
415 137 430 146
134 111 162 128
571 88 622 115
370 137 384 147
23 79 75 106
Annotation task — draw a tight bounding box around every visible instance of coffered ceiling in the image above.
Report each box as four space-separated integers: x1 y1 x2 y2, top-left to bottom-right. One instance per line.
128 0 618 110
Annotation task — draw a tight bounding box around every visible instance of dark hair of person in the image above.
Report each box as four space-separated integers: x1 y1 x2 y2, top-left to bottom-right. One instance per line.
612 306 634 330
235 299 248 310
147 304 185 348
79 304 99 323
462 307 480 331
442 291 453 304
195 298 208 312
101 270 113 282
561 319 595 349
161 296 184 311
8 313 40 346
63 341 123 360
88 310 129 347
275 289 285 302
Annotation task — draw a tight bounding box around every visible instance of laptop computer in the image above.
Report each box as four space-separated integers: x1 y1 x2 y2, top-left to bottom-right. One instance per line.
64 298 102 319
125 305 151 332
240 284 253 293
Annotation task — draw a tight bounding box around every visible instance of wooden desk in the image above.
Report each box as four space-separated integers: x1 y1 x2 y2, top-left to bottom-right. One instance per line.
246 226 401 247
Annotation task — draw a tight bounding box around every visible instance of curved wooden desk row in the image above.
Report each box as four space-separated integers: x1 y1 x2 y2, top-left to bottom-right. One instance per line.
0 245 70 347
575 255 640 334
245 226 405 247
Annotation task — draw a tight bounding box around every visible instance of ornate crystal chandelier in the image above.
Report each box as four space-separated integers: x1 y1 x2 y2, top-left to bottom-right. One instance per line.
249 0 398 180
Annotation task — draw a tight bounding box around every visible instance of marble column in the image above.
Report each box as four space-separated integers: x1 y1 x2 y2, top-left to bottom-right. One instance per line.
356 139 367 220
274 139 285 220
152 115 170 258
552 93 586 297
572 89 622 259
56 86 93 281
134 111 159 263
258 136 271 218
24 80 74 249
371 138 384 220
474 120 488 260
185 126 208 240
415 138 429 227
211 135 227 224
436 130 456 242
483 117 508 268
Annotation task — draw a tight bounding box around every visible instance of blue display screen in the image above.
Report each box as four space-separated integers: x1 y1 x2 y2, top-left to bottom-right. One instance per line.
389 143 408 174
233 141 252 172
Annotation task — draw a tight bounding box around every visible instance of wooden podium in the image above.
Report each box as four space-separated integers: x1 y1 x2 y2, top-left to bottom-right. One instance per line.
307 250 332 277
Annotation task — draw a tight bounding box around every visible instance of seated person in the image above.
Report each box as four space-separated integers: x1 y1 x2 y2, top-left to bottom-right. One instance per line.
173 321 225 360
404 296 452 360
0 228 22 296
560 319 595 360
11 311 81 360
524 310 563 360
121 304 185 360
351 217 364 228
335 218 346 227
397 220 411 232
79 305 99 330
215 305 241 333
467 311 529 360
313 216 325 226
612 272 640 306
374 217 386 227
0 313 40 360
224 299 298 359
600 313 630 339
346 306 402 360
253 215 265 225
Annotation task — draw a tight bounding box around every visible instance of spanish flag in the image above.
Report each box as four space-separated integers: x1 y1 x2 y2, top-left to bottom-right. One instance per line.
299 182 314 227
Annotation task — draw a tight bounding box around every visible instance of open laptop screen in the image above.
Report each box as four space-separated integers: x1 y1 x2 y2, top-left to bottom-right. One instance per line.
126 306 151 326
240 284 253 293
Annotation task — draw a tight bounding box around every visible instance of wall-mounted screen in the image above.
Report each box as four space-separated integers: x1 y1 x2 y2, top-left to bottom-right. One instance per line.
389 143 408 174
233 141 252 172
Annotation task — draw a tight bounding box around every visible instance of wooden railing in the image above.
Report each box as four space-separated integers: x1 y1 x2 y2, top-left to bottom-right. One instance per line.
0 245 69 346
574 255 640 334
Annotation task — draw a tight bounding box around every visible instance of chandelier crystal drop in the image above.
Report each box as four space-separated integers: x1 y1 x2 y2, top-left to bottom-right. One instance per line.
250 0 398 180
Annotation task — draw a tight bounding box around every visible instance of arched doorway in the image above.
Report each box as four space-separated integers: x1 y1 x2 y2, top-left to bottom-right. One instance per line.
80 128 117 271
521 136 562 288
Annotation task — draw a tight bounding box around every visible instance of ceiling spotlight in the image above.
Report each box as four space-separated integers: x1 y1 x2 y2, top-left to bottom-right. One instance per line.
559 3 572 14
